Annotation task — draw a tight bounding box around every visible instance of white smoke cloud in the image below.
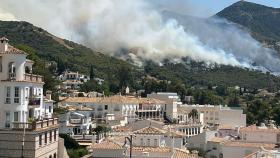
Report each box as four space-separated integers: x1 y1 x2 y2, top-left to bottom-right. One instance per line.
0 8 17 21
0 0 279 72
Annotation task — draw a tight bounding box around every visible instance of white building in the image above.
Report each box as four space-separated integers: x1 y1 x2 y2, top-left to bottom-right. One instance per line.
179 104 246 127
60 95 166 122
147 92 182 120
58 70 89 89
0 37 62 157
133 126 185 149
239 124 280 144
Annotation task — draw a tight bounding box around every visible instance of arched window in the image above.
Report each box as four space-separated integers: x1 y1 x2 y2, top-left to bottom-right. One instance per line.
25 66 30 73
8 62 15 73
8 62 16 79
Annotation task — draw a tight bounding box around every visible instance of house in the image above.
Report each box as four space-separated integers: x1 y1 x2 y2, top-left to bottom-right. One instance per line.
147 92 182 120
239 124 280 144
222 141 276 158
58 70 90 89
60 95 166 122
91 139 199 158
0 37 63 157
133 126 186 149
179 104 246 127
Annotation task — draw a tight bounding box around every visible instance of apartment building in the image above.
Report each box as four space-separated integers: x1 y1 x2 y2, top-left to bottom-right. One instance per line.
179 104 246 127
0 37 60 158
147 92 182 120
60 95 166 122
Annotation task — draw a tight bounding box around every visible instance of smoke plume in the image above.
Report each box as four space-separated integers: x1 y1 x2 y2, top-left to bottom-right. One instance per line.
0 0 280 72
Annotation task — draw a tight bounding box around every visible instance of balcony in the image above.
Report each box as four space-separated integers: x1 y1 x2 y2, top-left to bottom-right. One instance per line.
70 118 83 124
28 98 41 108
9 73 16 80
6 118 59 131
25 73 44 83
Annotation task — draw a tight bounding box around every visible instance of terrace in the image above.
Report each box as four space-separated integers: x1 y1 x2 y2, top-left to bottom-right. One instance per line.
5 118 59 131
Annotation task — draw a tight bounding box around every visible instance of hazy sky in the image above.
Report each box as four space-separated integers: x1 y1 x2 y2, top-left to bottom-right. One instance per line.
154 0 280 17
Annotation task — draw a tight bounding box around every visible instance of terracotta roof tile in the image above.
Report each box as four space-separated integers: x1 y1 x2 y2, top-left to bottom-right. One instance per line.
173 149 198 158
240 125 280 133
92 140 122 150
223 141 276 149
0 45 28 55
134 126 166 135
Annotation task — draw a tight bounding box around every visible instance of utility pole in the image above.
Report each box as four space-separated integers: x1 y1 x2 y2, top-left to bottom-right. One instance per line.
21 112 26 158
124 135 133 158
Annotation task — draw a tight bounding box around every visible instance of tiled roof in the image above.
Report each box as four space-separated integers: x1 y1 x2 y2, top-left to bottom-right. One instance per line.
133 146 171 153
62 95 165 105
240 125 280 133
209 137 229 143
172 149 198 158
134 126 185 137
0 45 28 55
223 141 276 149
66 105 93 111
92 140 123 150
134 126 166 135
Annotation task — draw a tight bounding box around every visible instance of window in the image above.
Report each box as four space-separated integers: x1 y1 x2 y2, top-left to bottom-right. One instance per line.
14 87 20 103
105 105 108 110
54 130 57 141
49 131 52 142
14 112 19 122
147 139 150 146
54 153 57 158
5 87 11 104
0 56 2 72
154 139 158 146
39 134 42 146
45 132 48 144
5 112 10 128
49 106 52 113
140 138 144 146
277 134 280 142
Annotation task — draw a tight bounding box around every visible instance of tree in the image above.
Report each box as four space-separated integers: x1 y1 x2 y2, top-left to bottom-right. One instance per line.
246 100 271 125
89 65 95 80
189 109 199 123
228 93 240 107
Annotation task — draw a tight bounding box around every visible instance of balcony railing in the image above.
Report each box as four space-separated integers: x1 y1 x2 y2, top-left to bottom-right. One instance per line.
9 118 59 131
9 73 16 80
28 98 41 108
25 73 44 82
70 118 83 124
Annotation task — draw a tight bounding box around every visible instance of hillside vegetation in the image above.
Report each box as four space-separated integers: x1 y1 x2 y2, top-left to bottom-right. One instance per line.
217 1 280 51
0 19 280 93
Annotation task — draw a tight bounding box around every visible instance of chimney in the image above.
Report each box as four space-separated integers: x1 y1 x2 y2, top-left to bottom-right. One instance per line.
0 37 9 52
46 90 52 100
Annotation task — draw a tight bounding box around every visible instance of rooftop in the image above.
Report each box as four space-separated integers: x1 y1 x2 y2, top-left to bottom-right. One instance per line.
223 141 276 149
61 95 165 105
92 140 123 150
134 126 166 135
0 118 59 132
0 43 28 55
173 149 198 158
240 125 280 133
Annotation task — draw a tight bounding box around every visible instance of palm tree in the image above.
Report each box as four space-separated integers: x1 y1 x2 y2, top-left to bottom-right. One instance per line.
189 109 198 123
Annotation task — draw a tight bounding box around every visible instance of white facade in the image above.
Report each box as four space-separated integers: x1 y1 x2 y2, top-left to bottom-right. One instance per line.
0 37 61 158
61 96 165 122
0 38 45 128
147 92 181 120
179 104 246 127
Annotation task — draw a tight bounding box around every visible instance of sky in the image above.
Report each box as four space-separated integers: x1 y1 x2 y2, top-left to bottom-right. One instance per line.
155 0 280 17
